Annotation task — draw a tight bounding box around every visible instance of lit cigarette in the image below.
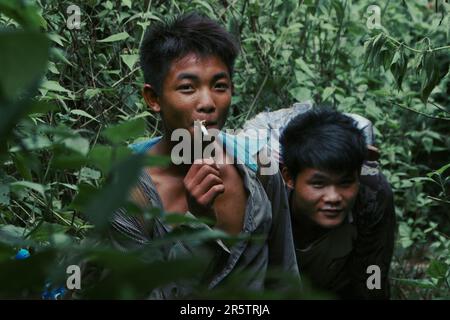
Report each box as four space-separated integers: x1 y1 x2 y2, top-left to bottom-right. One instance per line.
199 120 209 135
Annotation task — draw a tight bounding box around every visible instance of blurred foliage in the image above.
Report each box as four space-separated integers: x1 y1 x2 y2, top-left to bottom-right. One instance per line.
0 0 449 299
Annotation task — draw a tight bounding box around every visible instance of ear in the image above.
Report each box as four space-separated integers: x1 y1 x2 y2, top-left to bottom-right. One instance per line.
142 84 161 113
281 166 295 189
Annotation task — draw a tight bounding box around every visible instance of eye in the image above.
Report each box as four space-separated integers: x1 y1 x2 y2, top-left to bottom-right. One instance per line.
339 180 355 187
310 181 325 189
177 84 194 92
214 82 229 91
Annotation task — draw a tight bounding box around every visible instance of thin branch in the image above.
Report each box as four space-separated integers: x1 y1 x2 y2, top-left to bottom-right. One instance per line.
434 45 450 51
430 101 450 113
392 101 450 121
427 196 450 205
243 73 269 122
384 34 423 53
384 34 450 54
111 67 140 88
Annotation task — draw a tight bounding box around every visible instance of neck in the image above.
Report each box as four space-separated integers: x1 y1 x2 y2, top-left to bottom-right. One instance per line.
149 134 225 176
289 193 330 249
294 215 330 249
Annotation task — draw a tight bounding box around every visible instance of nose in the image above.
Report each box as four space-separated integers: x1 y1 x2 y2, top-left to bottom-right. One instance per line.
323 186 343 204
196 88 216 114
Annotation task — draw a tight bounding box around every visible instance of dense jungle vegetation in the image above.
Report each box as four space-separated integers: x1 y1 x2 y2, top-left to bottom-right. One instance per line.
0 0 449 299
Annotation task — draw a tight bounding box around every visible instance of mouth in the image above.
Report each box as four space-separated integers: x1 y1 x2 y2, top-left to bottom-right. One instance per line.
319 209 344 218
193 120 218 134
193 120 217 127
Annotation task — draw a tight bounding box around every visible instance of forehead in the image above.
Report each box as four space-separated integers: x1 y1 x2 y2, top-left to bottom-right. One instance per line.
297 167 358 180
166 53 229 79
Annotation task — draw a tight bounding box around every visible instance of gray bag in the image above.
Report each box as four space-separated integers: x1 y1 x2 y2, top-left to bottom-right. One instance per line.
241 101 376 164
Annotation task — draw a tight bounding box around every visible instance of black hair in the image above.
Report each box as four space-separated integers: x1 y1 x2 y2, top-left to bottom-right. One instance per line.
140 12 240 95
280 107 367 179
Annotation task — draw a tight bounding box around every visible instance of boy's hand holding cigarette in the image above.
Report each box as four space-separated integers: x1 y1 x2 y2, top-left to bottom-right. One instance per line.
182 120 223 219
183 158 224 219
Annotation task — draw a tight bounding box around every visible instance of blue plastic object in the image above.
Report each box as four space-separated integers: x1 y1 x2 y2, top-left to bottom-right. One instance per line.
15 248 30 260
42 283 67 300
15 249 67 299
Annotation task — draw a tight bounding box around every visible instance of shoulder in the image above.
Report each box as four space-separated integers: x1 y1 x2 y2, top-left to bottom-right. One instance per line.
354 162 394 229
129 136 162 154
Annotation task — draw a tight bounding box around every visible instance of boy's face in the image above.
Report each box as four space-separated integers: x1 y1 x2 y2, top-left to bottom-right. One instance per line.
283 167 360 229
144 53 232 136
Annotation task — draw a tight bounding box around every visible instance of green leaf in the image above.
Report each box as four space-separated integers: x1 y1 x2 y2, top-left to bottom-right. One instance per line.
364 34 386 69
0 224 26 245
143 154 171 168
289 87 312 102
97 32 130 43
0 250 57 297
398 223 413 248
20 135 53 151
0 0 47 30
157 227 236 246
365 100 383 119
84 154 147 229
422 136 433 154
390 47 408 90
58 183 78 191
0 184 9 206
120 54 139 71
78 167 102 181
295 58 315 78
102 118 146 144
10 181 48 198
69 183 100 212
47 33 67 47
0 31 49 101
47 61 59 75
399 237 413 248
121 0 132 8
380 47 394 70
88 145 133 174
294 70 309 84
27 101 58 115
399 223 411 237
192 0 215 16
163 213 214 226
427 260 447 279
84 88 101 100
81 250 204 299
331 0 344 24
51 149 87 170
435 163 450 176
70 109 99 122
50 47 73 66
41 80 71 93
63 136 90 156
28 222 70 243
11 152 32 181
322 87 335 102
392 278 436 289
405 1 422 23
420 51 447 103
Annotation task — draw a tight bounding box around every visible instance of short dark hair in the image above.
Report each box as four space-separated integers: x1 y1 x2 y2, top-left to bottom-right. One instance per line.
280 108 367 179
140 12 240 95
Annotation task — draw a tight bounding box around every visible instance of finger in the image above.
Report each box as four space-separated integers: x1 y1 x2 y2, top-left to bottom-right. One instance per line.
185 158 218 179
198 184 225 207
202 158 219 171
184 158 207 182
190 173 223 198
185 164 220 190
